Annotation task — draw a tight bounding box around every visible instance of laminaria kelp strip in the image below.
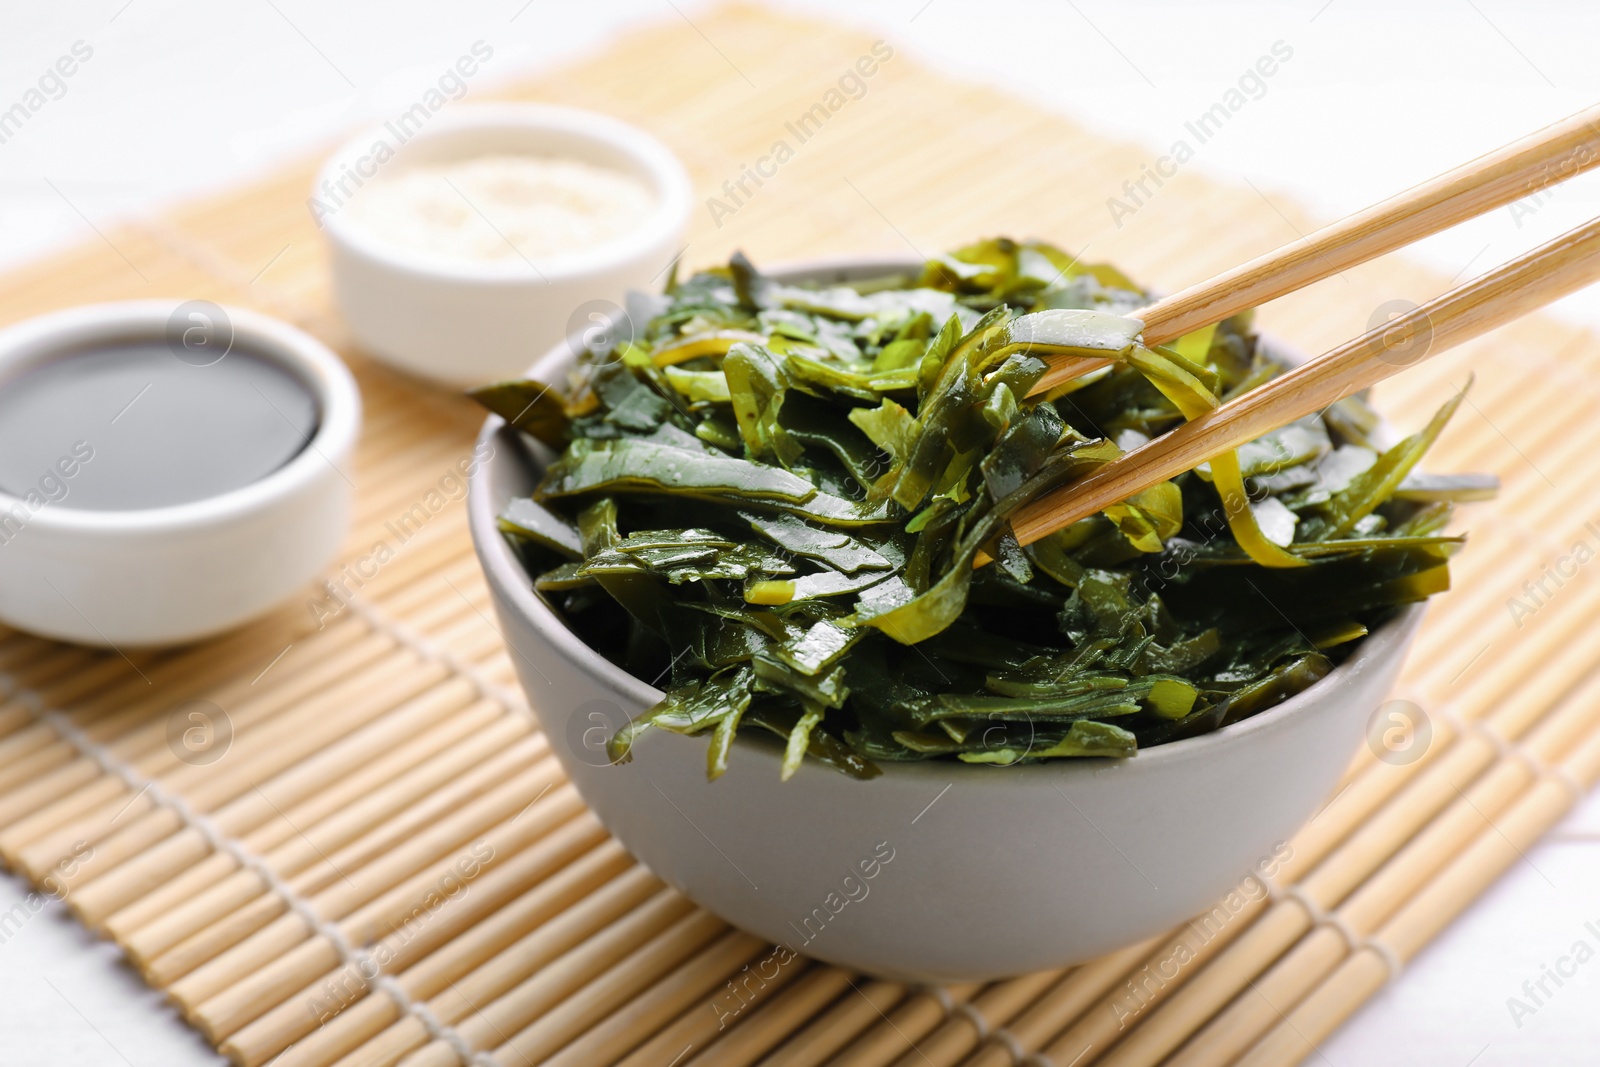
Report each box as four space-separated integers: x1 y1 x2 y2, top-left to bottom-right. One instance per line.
2 10 1597 1067
475 240 1492 780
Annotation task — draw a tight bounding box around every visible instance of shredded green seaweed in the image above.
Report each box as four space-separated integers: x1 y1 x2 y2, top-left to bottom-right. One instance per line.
473 238 1491 780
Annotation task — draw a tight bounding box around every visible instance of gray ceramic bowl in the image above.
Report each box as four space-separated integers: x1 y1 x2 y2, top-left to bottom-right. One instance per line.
467 256 1422 982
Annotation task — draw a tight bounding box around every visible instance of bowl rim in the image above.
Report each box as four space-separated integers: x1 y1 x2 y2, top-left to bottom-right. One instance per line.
312 102 694 286
0 300 360 535
469 252 1423 781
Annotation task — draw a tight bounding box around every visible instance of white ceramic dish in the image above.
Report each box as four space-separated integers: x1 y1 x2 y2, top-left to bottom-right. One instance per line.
315 103 692 386
468 257 1423 982
0 301 359 647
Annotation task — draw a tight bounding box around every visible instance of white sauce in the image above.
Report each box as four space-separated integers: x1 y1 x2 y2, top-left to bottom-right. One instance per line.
346 154 656 264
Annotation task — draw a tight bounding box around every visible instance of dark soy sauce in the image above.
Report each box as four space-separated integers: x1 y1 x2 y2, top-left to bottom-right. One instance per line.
0 341 319 511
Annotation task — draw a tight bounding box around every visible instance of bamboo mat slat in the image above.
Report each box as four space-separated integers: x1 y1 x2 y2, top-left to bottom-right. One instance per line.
3 6 1599 1065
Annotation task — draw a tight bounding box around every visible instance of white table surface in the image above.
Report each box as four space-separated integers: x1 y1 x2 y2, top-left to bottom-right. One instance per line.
3 2 1600 1063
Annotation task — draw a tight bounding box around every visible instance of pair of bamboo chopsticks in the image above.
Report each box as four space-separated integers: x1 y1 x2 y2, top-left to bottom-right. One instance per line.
1008 104 1600 550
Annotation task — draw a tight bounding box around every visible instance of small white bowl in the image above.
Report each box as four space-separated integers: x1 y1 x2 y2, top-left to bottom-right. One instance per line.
0 301 359 647
469 256 1426 981
314 103 693 386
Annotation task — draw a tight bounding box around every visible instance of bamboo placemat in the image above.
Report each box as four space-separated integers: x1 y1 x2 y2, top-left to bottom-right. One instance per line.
4 6 1599 1065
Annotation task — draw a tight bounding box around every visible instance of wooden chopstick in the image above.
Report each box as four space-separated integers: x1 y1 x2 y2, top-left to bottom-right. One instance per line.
1029 104 1600 395
1004 212 1600 552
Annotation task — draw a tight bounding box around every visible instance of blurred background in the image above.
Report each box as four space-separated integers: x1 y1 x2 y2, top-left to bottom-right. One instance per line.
2 2 1598 1063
